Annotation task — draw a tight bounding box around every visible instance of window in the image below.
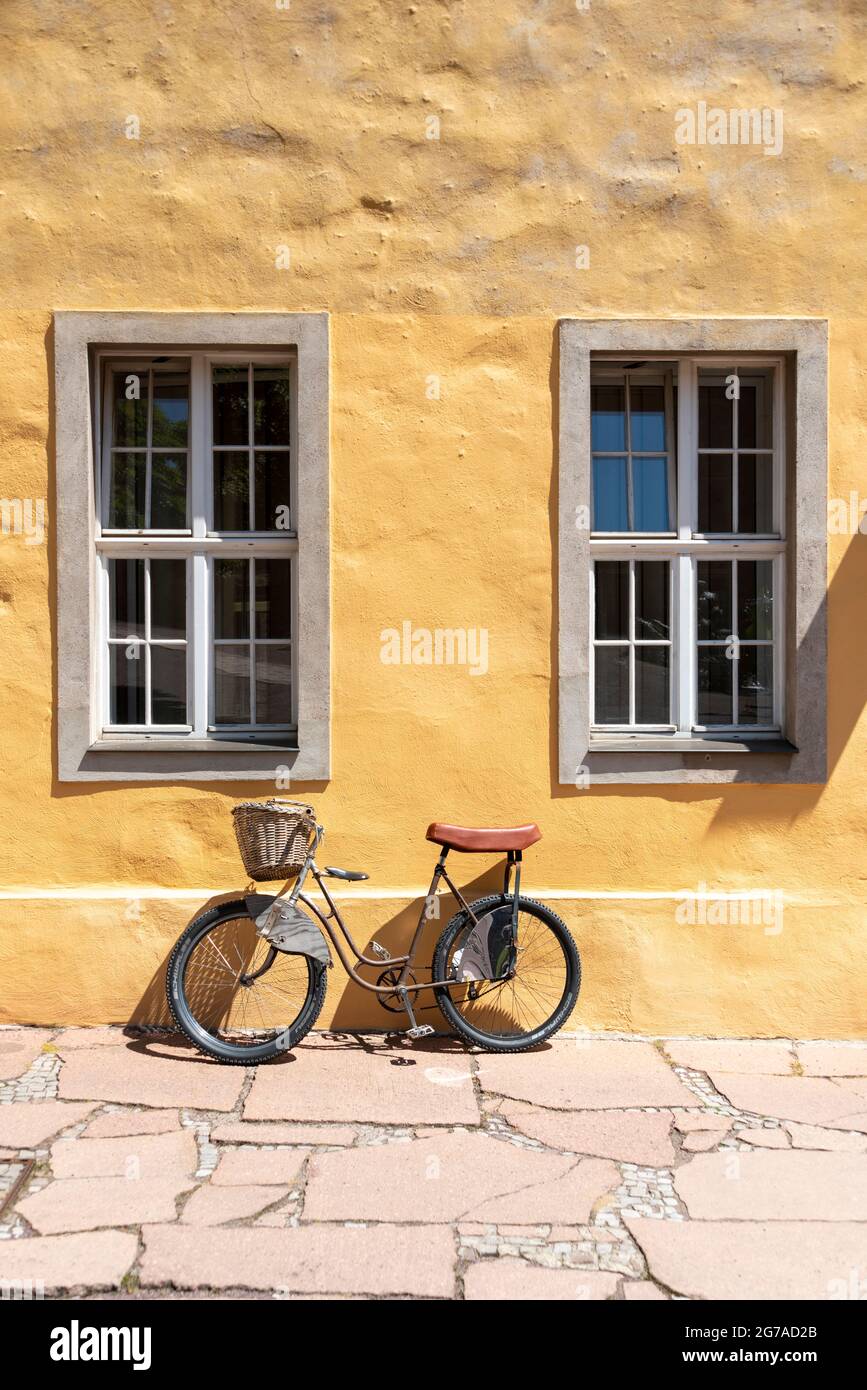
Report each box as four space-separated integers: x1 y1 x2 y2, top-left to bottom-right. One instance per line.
55 312 330 782
98 353 296 738
558 319 828 785
590 357 784 736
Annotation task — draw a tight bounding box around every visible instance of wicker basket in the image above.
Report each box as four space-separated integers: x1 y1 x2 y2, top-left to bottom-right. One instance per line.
232 800 316 882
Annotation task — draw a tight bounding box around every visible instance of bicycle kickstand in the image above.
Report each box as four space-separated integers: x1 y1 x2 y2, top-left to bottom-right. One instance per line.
398 987 435 1041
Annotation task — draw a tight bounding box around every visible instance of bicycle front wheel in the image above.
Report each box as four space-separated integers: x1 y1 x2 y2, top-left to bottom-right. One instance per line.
166 899 327 1064
433 894 580 1052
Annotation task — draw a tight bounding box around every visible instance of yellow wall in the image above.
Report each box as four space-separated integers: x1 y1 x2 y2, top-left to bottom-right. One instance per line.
1 2 866 1035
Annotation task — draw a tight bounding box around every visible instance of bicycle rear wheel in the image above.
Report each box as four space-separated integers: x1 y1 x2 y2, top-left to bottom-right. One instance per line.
166 899 327 1064
433 893 580 1052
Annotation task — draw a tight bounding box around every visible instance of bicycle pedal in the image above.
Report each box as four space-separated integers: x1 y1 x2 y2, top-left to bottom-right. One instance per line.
406 1024 435 1040
370 941 390 960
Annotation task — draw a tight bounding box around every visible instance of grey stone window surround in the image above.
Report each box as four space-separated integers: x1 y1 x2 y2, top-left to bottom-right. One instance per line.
55 312 330 782
558 318 828 785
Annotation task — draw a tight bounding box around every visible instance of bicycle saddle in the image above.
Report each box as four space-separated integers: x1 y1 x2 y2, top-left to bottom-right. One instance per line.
425 822 541 852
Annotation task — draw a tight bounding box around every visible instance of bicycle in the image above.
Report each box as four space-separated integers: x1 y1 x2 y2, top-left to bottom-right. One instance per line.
166 805 581 1064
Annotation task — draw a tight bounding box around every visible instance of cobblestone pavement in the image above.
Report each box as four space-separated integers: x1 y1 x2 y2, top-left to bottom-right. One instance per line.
1 1028 866 1300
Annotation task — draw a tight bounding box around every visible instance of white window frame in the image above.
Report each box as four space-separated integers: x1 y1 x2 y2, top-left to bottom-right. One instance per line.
589 353 786 739
95 350 298 740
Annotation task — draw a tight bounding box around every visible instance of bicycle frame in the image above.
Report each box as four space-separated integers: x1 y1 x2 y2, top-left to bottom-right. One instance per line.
278 824 523 1017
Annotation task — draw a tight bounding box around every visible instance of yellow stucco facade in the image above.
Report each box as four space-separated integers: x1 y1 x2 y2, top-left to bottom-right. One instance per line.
1 2 865 1035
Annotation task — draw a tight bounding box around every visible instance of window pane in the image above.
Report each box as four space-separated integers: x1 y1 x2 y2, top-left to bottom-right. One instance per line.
737 454 773 533
152 372 189 448
253 365 291 446
254 451 291 531
697 561 732 640
151 454 188 529
698 454 733 532
108 453 146 528
151 646 187 724
595 561 629 639
698 372 733 448
629 383 666 451
697 648 733 724
255 560 291 639
109 559 145 638
738 646 774 725
112 371 148 447
212 366 248 446
255 644 291 724
214 645 250 724
590 383 625 452
215 559 249 639
213 451 249 531
151 559 186 640
738 560 773 640
594 646 629 724
110 645 145 724
592 456 628 530
636 647 669 724
738 370 773 450
632 456 670 530
635 561 669 639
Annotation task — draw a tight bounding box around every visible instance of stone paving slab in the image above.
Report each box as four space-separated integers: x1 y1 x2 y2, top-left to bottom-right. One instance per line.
211 1147 309 1186
478 1040 696 1110
245 1038 478 1125
463 1258 619 1300
84 1110 181 1138
211 1122 356 1146
0 1100 96 1149
0 1229 137 1292
674 1151 867 1221
664 1039 796 1074
140 1222 456 1297
180 1184 290 1226
0 1028 53 1079
709 1073 867 1131
58 1042 245 1112
50 1129 198 1181
494 1099 677 1166
797 1042 867 1076
304 1130 619 1224
17 1176 195 1234
626 1216 867 1301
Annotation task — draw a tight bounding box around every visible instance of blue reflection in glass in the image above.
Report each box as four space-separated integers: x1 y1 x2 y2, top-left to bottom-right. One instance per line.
593 456 628 530
630 384 666 451
633 456 670 530
591 385 625 452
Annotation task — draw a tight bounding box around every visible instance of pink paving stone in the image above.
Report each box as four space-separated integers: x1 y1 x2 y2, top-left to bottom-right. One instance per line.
244 1038 478 1125
477 1040 695 1110
797 1043 867 1076
140 1222 456 1297
211 1147 309 1186
0 1230 137 1292
663 1040 795 1075
58 1043 244 1112
0 1028 53 1079
181 1184 290 1226
496 1099 676 1166
740 1128 790 1149
50 1129 198 1181
304 1130 619 1224
674 1151 867 1220
54 1027 142 1050
16 1176 195 1234
84 1110 180 1138
211 1122 355 1146
626 1216 867 1301
672 1111 733 1134
623 1280 668 1301
785 1122 867 1152
709 1073 867 1131
681 1130 724 1153
464 1258 618 1300
0 1101 96 1149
